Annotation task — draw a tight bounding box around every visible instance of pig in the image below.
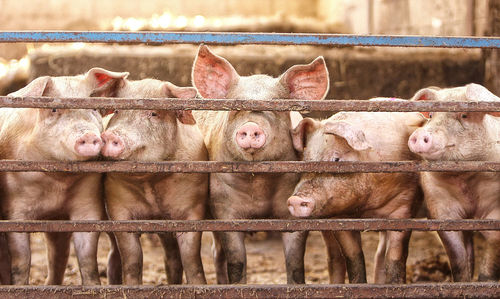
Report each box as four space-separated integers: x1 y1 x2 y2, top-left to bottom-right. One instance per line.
288 111 425 283
407 83 500 282
101 78 208 285
191 45 329 284
0 68 128 285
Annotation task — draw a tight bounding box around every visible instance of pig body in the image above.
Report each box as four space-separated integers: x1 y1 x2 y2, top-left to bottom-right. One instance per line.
0 69 127 285
408 84 500 282
101 78 208 285
191 45 330 284
288 111 425 283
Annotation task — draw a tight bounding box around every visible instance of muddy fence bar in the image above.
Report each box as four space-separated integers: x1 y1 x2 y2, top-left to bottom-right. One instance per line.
0 283 498 299
0 31 499 298
0 219 498 233
0 160 498 173
2 96 500 111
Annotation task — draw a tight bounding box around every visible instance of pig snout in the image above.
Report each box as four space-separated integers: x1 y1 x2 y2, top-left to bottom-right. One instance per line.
287 196 315 218
235 122 266 151
408 129 433 154
101 131 125 158
74 132 103 157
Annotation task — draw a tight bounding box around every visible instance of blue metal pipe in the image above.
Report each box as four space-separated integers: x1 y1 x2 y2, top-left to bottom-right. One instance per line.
0 31 499 48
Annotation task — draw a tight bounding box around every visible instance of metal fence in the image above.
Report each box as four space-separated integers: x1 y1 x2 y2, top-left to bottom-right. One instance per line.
0 31 499 298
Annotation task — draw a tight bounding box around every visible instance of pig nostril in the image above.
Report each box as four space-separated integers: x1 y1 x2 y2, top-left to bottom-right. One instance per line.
93 140 98 145
113 141 119 146
242 132 247 137
300 202 309 207
423 137 429 143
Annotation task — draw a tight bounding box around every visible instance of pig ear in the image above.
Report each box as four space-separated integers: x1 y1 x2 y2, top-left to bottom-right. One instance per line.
164 82 197 99
291 118 319 152
411 87 438 119
162 82 197 125
279 56 329 100
8 76 52 97
192 45 239 99
324 121 371 151
466 83 500 117
411 87 438 101
86 67 129 97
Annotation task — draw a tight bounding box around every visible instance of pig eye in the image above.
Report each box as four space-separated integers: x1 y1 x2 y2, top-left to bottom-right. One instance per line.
428 112 433 119
113 110 119 114
334 157 340 162
51 108 57 113
461 113 468 119
151 112 158 117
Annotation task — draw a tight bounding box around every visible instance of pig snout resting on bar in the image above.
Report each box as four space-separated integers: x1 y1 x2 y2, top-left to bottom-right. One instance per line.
0 68 128 285
101 78 208 285
288 111 425 283
408 83 500 282
191 45 329 284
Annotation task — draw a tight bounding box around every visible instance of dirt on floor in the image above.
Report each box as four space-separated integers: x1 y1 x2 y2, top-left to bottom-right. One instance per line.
26 229 486 285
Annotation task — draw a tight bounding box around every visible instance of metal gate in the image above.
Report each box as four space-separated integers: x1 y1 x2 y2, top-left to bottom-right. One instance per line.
0 31 499 298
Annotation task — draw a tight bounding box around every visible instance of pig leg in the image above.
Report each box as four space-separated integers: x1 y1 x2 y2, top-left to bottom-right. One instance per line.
212 232 229 284
478 230 500 281
334 231 366 283
158 232 183 284
7 232 30 284
464 231 475 280
321 231 346 284
217 231 247 284
373 231 387 284
282 231 308 284
384 230 411 284
115 232 143 285
44 232 71 284
437 231 472 281
106 232 122 285
72 232 101 285
0 233 11 284
176 231 206 284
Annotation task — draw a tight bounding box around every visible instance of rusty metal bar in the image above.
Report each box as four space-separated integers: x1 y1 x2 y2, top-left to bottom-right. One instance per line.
0 283 497 299
2 96 500 112
0 160 497 173
0 219 498 233
0 31 500 48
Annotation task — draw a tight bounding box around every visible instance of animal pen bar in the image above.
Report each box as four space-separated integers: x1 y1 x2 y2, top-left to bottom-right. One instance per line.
1 31 500 48
2 96 500 111
0 219 498 233
0 31 499 298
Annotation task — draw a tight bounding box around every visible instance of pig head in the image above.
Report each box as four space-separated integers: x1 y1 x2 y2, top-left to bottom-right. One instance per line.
101 78 198 161
408 83 500 161
5 68 128 161
288 112 424 218
192 45 329 162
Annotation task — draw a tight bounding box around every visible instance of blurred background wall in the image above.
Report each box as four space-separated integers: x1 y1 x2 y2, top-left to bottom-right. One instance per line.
0 0 494 108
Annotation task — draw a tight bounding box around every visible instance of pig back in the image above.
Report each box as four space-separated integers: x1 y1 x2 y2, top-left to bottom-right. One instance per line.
328 111 425 161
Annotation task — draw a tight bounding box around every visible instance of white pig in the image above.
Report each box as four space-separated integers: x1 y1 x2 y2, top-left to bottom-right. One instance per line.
0 68 128 285
408 83 500 282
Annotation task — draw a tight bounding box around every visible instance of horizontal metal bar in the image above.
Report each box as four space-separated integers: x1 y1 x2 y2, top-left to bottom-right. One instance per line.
0 283 497 299
0 31 500 48
0 161 497 173
2 96 500 112
0 219 498 233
